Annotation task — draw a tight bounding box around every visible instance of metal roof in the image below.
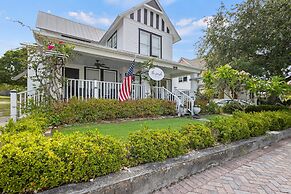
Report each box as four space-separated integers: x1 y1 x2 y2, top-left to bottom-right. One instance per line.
180 57 206 71
36 11 106 43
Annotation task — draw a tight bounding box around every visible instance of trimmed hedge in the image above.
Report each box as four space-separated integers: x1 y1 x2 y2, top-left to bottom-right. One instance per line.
0 114 48 134
43 98 176 126
245 105 289 113
208 111 291 143
0 131 127 193
128 128 188 165
180 123 215 149
1 110 291 193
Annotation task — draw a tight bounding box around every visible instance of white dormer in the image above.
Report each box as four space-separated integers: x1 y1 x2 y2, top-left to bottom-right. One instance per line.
99 0 181 61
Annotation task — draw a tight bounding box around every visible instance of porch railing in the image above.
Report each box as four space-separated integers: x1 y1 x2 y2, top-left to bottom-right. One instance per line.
174 89 195 116
10 90 44 121
64 79 146 100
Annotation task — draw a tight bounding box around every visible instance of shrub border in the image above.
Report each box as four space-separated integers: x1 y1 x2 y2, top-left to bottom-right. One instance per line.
41 128 291 194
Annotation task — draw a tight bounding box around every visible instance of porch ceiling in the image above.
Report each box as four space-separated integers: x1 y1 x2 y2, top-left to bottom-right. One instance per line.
33 30 200 78
75 51 195 78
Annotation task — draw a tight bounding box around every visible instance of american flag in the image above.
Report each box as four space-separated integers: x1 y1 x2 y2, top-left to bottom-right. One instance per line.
119 60 135 102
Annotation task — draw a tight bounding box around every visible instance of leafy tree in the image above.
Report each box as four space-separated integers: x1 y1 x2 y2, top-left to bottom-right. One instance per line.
203 64 290 104
198 0 291 77
0 48 27 86
28 38 74 101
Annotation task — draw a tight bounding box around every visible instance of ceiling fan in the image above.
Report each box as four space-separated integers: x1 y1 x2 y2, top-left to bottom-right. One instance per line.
94 60 109 69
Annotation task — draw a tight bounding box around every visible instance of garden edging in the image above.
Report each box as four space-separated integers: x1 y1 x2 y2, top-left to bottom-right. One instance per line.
41 128 291 194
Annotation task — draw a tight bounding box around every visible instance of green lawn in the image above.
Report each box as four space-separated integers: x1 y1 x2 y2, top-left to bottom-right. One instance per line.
59 115 222 140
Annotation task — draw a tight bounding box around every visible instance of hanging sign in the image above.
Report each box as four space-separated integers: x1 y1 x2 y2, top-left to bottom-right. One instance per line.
149 67 165 81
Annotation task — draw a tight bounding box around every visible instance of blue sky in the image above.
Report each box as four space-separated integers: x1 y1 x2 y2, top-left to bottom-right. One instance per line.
0 0 243 61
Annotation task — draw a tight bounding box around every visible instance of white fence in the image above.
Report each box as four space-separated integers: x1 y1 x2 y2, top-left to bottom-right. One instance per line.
10 90 44 121
64 79 146 100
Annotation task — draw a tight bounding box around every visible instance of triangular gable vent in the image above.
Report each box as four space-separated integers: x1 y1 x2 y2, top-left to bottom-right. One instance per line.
146 0 162 11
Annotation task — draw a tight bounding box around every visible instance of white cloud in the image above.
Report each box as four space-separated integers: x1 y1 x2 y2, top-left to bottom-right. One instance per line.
68 11 113 27
176 18 193 27
176 16 212 37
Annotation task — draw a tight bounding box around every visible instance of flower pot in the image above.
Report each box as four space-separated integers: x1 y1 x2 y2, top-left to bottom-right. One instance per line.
193 106 201 115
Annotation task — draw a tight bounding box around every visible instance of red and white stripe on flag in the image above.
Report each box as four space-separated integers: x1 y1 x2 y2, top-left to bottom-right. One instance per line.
118 75 132 102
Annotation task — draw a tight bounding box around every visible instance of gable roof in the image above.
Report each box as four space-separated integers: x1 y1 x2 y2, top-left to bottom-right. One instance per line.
36 11 106 43
179 57 206 71
100 0 181 44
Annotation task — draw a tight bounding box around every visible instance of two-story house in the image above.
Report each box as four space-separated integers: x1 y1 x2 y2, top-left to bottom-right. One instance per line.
14 0 202 119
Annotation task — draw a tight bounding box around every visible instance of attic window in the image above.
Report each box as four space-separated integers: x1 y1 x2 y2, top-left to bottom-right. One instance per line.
144 9 148 25
162 19 165 31
156 14 159 29
137 9 141 22
167 27 170 34
150 11 154 27
130 13 134 20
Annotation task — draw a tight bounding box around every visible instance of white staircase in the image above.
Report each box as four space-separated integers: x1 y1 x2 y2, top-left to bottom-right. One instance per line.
174 89 195 116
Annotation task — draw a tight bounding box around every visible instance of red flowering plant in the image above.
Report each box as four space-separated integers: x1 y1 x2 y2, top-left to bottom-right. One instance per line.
28 38 75 101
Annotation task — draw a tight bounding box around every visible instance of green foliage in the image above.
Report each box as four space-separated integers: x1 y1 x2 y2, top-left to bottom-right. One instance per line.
245 105 289 113
0 83 26 92
199 0 291 77
0 131 127 193
180 124 215 149
0 114 48 134
128 128 188 165
208 111 291 143
208 116 250 143
0 48 27 86
205 101 221 114
39 98 176 126
28 39 75 101
222 102 245 114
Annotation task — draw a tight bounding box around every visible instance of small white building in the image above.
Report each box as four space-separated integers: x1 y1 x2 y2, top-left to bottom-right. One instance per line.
172 57 206 96
12 0 202 120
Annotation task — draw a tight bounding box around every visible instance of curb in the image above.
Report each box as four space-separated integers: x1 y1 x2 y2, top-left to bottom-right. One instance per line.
41 128 291 194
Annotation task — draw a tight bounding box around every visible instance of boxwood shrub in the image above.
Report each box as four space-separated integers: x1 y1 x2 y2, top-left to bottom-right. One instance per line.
44 98 176 126
0 131 127 193
128 128 188 165
208 116 250 143
180 123 215 149
0 114 48 134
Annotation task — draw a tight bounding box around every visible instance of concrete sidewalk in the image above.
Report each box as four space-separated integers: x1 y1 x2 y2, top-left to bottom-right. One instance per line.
155 138 291 194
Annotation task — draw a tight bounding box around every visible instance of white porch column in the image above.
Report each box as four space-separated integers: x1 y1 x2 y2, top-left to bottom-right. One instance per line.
10 90 17 121
190 73 199 98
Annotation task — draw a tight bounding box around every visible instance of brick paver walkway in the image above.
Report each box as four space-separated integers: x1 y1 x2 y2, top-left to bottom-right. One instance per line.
155 138 291 194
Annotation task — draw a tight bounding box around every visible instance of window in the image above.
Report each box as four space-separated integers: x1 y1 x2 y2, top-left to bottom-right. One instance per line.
150 11 154 27
107 31 117 49
152 34 161 58
156 14 159 29
139 29 162 58
137 9 141 22
162 19 165 31
130 13 134 20
139 30 150 56
144 9 148 25
167 27 170 34
178 76 188 82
